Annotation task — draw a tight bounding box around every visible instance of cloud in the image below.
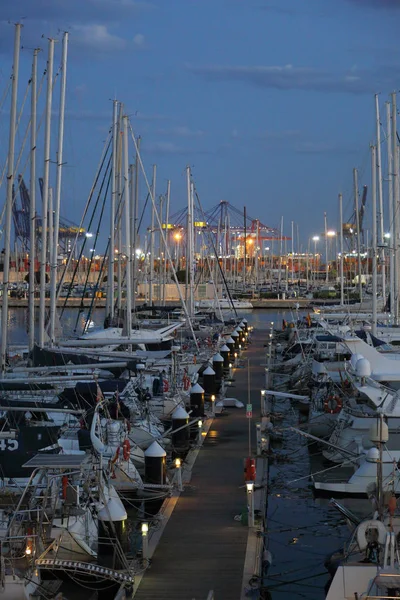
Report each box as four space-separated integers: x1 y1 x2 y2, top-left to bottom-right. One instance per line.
294 141 356 154
71 24 128 52
346 0 400 9
133 33 145 47
0 0 152 55
188 63 400 94
157 126 205 138
144 141 186 155
262 129 302 140
0 0 151 23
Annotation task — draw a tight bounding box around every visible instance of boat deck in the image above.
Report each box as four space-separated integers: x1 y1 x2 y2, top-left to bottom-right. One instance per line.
133 328 267 600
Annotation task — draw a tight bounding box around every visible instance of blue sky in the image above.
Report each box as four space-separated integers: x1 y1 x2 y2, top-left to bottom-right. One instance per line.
0 0 399 251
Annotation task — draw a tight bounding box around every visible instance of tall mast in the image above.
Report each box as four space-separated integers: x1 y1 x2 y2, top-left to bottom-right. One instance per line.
38 38 55 347
116 106 123 314
28 48 38 353
1 23 21 373
149 164 156 305
243 206 247 290
163 180 171 306
339 193 344 306
354 168 363 302
50 32 68 345
371 145 377 335
131 136 140 313
375 95 386 306
189 182 195 316
324 212 328 283
123 115 132 337
386 101 394 311
185 166 192 315
392 93 399 322
106 100 118 320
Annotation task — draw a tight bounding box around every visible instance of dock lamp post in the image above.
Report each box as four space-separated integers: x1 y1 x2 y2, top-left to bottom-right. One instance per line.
211 395 216 416
246 481 255 527
141 522 149 561
175 458 183 491
198 419 203 444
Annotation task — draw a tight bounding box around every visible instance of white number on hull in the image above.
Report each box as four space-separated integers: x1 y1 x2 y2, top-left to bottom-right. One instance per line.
0 439 18 451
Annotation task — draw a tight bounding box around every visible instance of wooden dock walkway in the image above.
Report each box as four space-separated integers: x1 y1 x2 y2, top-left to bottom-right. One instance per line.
133 325 269 600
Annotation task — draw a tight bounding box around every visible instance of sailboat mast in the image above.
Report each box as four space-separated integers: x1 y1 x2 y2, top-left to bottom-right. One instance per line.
28 48 38 353
392 93 399 323
386 101 394 311
38 38 55 348
149 164 156 306
0 23 21 373
375 95 386 306
371 145 377 335
50 31 68 346
106 99 118 320
353 168 363 302
131 136 140 313
243 206 247 290
339 193 344 306
163 179 171 306
123 115 132 337
190 182 195 316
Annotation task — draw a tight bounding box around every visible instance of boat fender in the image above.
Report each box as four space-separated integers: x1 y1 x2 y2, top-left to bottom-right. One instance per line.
356 519 387 551
62 475 68 500
183 375 190 391
244 457 256 482
122 439 131 461
163 379 169 393
324 395 342 414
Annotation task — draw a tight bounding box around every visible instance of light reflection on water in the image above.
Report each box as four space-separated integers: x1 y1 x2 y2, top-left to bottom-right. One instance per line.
3 307 106 345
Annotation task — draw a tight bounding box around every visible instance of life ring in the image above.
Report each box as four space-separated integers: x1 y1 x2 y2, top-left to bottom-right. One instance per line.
122 439 131 461
183 375 190 391
356 519 387 551
163 379 169 393
324 395 342 414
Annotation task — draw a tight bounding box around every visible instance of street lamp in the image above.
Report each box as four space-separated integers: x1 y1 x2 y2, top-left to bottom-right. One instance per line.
174 232 182 270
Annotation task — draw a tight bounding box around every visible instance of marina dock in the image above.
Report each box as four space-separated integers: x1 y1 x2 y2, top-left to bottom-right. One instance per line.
133 327 269 600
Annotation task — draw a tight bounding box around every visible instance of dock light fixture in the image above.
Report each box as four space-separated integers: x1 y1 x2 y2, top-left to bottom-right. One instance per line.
141 522 149 561
198 419 203 443
211 395 216 416
246 481 255 527
25 545 32 556
175 458 183 491
229 363 232 368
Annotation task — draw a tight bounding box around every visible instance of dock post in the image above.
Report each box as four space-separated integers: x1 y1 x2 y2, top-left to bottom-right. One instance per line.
246 481 255 527
175 458 183 492
141 522 149 562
